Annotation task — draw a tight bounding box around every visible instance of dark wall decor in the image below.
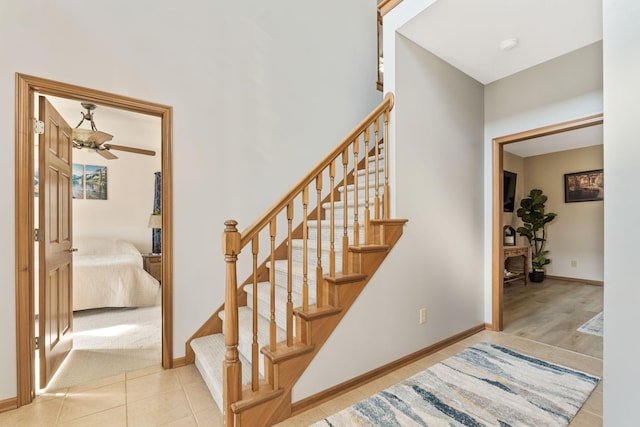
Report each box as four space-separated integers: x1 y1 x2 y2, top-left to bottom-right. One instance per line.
564 169 603 203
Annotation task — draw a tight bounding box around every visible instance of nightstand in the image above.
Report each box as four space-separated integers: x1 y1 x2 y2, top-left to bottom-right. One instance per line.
142 253 162 283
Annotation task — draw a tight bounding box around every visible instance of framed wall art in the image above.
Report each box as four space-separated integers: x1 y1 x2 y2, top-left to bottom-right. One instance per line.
564 169 603 203
72 163 84 199
84 164 108 200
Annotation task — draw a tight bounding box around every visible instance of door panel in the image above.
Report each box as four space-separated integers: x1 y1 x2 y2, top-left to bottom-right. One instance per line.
39 96 73 388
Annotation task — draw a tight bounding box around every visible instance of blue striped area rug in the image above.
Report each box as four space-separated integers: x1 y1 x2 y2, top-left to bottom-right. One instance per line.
577 311 603 337
311 342 599 426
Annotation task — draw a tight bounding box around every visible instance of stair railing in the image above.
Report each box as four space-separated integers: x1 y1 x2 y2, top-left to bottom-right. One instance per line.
221 93 394 425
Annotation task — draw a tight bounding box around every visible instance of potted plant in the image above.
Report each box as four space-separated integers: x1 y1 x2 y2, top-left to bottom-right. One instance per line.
516 189 557 282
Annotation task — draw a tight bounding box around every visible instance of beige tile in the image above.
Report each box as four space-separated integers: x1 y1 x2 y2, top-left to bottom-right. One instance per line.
67 372 125 394
56 405 127 427
183 380 217 413
0 396 64 427
570 408 603 426
282 407 329 426
582 388 603 415
58 381 126 423
160 414 198 426
193 406 224 427
127 389 193 426
126 364 164 381
175 364 206 387
126 369 181 403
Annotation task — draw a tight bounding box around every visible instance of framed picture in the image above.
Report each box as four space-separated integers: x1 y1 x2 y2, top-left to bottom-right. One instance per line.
72 163 84 199
564 169 603 203
85 164 108 200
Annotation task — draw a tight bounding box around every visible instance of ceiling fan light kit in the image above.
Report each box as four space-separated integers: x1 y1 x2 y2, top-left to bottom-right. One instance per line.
71 102 156 160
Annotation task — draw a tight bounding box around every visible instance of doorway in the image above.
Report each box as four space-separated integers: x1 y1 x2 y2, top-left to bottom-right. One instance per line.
15 73 174 406
491 113 603 331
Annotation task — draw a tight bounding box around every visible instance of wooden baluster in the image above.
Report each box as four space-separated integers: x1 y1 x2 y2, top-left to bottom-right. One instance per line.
251 235 259 391
363 128 371 244
315 174 324 307
329 160 336 276
352 137 360 246
222 220 242 427
341 149 349 273
302 187 309 311
383 108 391 219
374 118 381 219
286 203 294 346
269 218 277 352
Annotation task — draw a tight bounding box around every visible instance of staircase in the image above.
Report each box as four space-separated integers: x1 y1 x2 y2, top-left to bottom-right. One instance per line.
186 93 406 426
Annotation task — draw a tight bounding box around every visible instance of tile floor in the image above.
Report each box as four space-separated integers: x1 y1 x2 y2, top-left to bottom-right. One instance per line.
0 330 602 426
0 364 223 426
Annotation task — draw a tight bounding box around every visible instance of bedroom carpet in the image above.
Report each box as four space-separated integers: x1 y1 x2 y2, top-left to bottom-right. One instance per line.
44 305 161 391
311 342 600 427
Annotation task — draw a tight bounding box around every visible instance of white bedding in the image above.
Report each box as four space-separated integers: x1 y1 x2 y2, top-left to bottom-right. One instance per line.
73 237 161 311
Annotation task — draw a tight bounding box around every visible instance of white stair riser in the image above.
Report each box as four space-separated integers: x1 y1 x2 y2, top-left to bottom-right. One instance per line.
340 190 386 207
191 333 255 412
272 267 319 298
290 246 342 267
245 282 314 331
307 223 364 243
218 307 286 377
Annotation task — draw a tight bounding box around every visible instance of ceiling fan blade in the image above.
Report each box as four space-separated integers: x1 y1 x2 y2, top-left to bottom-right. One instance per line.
87 130 114 145
104 144 156 156
96 149 118 160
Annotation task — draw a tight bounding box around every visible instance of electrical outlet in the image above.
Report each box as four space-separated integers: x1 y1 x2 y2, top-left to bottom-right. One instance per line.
571 260 577 268
419 308 427 324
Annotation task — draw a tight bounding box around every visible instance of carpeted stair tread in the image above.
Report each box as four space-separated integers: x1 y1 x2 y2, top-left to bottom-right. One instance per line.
190 333 254 411
219 306 286 375
289 239 343 266
269 259 325 294
307 221 364 243
245 281 315 330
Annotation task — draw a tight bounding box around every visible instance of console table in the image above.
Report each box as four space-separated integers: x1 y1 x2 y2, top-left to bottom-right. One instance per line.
503 245 529 286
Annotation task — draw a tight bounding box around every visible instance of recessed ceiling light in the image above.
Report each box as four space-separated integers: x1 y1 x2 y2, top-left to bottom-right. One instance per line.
499 38 519 51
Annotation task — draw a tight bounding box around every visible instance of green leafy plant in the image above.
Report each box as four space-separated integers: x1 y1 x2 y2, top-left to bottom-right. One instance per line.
516 189 557 270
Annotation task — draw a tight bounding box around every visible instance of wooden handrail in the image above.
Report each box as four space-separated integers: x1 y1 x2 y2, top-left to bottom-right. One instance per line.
378 0 403 16
239 92 395 248
221 93 395 424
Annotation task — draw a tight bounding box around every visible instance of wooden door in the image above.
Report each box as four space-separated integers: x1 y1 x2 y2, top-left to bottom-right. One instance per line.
39 96 74 388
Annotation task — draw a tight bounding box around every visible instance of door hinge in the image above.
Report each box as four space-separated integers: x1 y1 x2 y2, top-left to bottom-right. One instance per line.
34 119 44 135
34 336 39 350
34 228 43 242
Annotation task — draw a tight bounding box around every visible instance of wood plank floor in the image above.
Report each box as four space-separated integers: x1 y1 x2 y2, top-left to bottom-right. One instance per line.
503 277 603 359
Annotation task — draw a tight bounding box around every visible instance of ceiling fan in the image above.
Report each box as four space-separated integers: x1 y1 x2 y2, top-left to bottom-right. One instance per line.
71 102 156 160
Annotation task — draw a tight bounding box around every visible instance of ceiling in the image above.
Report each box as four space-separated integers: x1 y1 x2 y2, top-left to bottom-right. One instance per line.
504 123 602 158
43 95 161 154
398 0 603 85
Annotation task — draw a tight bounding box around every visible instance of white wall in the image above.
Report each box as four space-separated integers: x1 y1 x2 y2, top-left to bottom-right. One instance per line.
483 41 603 320
0 0 381 400
603 0 640 424
294 32 485 401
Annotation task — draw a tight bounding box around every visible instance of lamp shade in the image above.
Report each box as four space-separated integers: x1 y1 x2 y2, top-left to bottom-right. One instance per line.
148 213 162 229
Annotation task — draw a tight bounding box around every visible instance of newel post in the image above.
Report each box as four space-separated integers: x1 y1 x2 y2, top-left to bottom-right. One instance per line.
222 220 242 426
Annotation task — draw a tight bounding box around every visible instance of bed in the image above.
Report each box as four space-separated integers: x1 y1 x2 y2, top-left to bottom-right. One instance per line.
72 237 161 311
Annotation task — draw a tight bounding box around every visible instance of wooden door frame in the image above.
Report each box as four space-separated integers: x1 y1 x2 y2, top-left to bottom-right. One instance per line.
490 113 603 331
15 73 174 405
